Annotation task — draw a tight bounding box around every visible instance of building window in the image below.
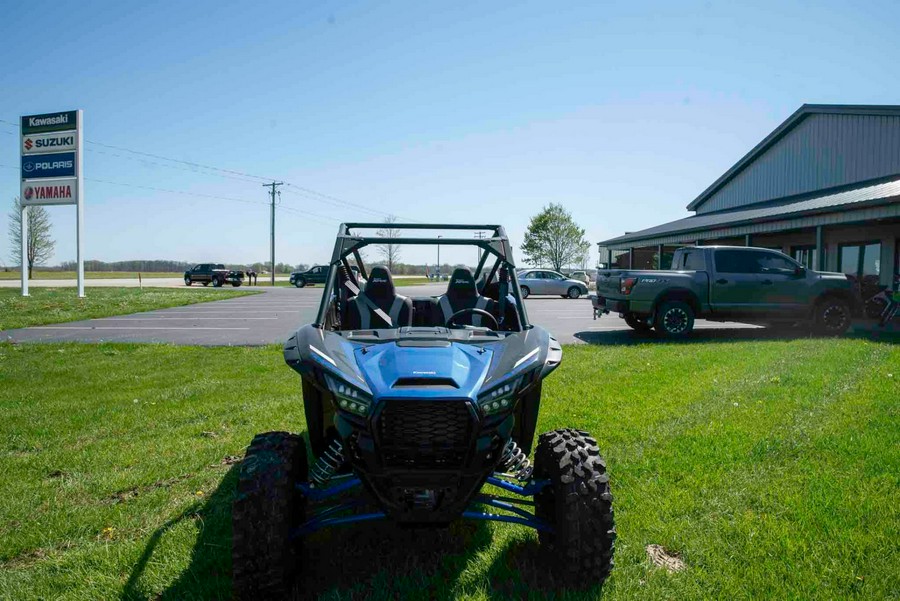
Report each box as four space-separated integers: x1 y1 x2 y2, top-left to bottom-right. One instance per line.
792 245 820 270
839 242 881 299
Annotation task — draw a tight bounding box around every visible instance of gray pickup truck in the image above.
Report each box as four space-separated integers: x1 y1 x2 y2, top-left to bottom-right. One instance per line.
592 246 858 337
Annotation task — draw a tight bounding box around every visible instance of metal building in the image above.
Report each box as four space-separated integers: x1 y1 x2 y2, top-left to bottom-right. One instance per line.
599 104 900 300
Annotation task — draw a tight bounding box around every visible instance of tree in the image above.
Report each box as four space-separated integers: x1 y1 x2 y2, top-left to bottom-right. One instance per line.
520 203 589 272
8 197 55 278
376 214 401 271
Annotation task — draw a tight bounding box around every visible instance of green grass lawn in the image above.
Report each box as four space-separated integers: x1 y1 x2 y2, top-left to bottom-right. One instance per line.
0 288 259 331
0 271 184 280
0 339 897 600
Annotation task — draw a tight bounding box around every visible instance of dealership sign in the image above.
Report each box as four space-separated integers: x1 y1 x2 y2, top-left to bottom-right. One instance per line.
21 151 76 179
18 109 85 297
22 131 77 154
21 178 78 206
21 110 78 135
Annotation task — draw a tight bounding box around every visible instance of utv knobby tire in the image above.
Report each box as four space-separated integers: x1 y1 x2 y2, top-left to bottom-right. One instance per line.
232 431 307 600
534 428 615 588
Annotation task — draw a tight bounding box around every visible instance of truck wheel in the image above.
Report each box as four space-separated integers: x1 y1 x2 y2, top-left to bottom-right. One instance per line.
184 277 191 286
294 278 306 289
202 282 209 287
232 281 242 287
233 432 307 600
567 287 582 299
212 277 222 288
534 428 615 587
520 286 530 299
813 297 851 336
624 313 652 331
654 300 695 338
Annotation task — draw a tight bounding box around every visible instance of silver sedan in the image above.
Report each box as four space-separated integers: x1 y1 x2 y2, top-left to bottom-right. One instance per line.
517 269 589 299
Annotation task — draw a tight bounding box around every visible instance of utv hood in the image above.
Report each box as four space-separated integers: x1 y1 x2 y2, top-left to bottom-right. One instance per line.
354 343 493 400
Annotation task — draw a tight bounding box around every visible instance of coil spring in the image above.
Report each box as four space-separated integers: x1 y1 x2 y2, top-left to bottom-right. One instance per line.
309 439 343 486
500 439 533 481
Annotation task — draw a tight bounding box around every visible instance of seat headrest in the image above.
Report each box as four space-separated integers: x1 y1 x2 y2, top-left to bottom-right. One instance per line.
447 267 477 302
365 266 395 301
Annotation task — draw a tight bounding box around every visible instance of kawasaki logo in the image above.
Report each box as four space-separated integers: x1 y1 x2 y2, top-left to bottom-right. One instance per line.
28 114 69 128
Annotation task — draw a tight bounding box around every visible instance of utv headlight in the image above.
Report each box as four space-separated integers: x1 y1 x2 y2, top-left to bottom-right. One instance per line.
324 373 373 417
478 376 523 415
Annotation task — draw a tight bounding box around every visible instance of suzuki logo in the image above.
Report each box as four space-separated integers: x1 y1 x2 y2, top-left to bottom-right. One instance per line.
24 138 33 150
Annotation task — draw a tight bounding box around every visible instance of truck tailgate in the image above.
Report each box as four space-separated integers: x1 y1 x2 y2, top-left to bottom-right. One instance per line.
595 272 623 299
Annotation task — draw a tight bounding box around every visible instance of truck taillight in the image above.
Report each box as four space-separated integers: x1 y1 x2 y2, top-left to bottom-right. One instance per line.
621 277 637 294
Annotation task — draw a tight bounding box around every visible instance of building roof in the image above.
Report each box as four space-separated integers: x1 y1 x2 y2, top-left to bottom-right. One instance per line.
600 176 900 247
686 104 900 212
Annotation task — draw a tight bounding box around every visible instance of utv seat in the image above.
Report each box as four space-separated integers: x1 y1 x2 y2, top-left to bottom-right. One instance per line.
435 267 496 327
344 266 412 329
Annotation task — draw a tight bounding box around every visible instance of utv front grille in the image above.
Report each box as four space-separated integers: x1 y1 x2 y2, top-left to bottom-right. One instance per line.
377 400 473 468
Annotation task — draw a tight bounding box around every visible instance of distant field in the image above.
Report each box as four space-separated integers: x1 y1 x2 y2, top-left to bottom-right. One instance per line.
0 339 896 599
0 287 258 331
0 271 183 280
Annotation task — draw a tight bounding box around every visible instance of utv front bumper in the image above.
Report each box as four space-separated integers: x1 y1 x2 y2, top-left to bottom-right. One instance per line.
335 398 515 525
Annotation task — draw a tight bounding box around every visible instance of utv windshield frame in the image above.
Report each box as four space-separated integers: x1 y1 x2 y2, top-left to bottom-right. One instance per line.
314 223 531 330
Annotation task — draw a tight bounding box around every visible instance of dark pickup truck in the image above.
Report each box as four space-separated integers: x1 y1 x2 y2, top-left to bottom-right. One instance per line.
592 246 858 337
290 265 364 288
184 263 244 287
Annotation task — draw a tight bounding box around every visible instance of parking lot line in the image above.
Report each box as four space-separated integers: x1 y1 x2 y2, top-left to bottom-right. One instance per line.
104 317 279 320
33 326 252 331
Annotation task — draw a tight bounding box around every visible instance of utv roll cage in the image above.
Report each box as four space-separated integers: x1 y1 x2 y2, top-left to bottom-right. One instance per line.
314 223 532 330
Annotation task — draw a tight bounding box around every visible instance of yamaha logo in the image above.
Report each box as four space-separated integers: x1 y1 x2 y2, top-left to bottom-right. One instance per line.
23 186 34 200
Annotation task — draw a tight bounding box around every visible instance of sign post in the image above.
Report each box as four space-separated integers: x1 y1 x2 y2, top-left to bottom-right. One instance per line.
20 110 83 297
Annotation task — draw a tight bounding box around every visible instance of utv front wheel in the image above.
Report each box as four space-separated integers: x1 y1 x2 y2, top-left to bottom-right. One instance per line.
534 428 615 588
233 431 307 600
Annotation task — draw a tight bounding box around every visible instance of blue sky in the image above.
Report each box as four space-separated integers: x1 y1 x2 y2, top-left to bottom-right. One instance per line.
1 0 899 268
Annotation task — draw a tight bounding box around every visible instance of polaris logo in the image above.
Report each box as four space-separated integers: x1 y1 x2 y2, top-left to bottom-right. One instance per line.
23 159 73 172
412 371 437 375
371 277 388 283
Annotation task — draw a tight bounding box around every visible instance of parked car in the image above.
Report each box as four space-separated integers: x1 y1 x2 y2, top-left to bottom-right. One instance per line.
592 245 859 337
184 263 244 287
517 269 588 299
568 270 590 285
291 265 364 288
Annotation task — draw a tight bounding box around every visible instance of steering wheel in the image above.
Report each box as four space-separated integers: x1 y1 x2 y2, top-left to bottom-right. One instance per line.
446 308 499 330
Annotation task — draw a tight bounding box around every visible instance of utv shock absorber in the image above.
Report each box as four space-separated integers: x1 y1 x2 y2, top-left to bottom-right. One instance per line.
309 439 344 486
500 439 533 481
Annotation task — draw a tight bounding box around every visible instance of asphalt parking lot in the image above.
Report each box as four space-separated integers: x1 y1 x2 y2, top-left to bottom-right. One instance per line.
1 283 774 346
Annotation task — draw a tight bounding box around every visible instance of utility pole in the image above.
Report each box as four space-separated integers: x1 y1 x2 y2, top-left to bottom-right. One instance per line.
474 231 485 266
263 181 283 286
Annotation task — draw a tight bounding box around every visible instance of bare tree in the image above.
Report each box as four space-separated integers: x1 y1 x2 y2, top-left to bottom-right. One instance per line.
8 197 55 278
376 215 401 271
